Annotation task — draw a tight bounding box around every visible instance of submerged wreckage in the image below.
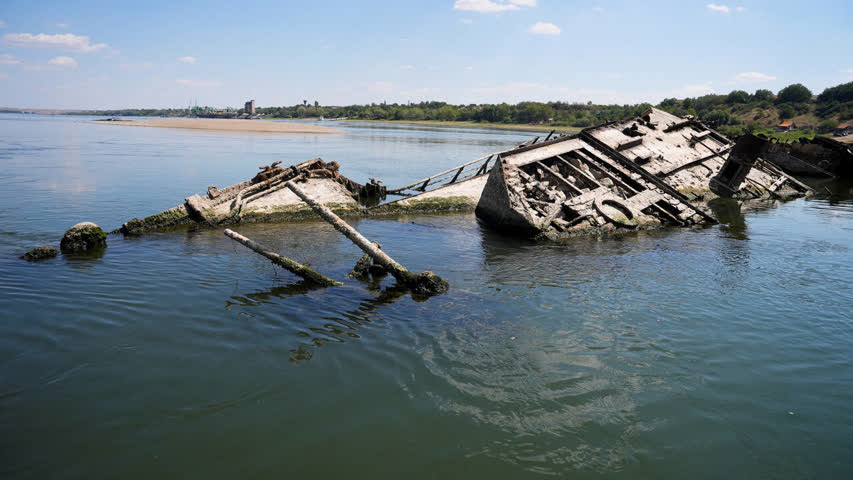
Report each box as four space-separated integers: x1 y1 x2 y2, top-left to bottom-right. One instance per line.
119 108 813 239
476 108 812 238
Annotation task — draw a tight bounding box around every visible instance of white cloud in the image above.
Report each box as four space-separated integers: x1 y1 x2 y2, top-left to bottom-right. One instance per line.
2 33 108 52
177 56 196 64
843 68 853 73
0 20 5 29
454 0 536 13
399 65 414 69
460 18 473 24
56 23 71 29
707 4 745 14
466 65 474 70
0 53 21 64
176 78 222 87
592 6 604 13
48 56 77 68
528 22 560 35
734 71 776 82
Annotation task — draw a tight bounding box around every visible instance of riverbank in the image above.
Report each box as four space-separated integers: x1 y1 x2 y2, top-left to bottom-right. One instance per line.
91 118 344 134
274 117 580 133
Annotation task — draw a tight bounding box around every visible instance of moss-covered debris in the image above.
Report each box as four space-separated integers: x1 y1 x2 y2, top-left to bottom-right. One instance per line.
22 246 59 260
60 222 107 252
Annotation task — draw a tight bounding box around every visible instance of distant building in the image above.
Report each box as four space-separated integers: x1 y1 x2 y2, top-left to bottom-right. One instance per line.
835 122 853 137
244 100 255 115
776 121 796 132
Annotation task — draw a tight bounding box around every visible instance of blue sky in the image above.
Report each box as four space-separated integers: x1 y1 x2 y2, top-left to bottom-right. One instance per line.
0 0 850 109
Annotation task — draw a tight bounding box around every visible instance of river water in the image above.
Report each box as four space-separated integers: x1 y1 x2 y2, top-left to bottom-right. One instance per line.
1 114 851 478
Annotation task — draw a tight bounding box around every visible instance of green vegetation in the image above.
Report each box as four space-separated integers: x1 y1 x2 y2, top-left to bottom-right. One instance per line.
656 81 853 140
71 81 853 139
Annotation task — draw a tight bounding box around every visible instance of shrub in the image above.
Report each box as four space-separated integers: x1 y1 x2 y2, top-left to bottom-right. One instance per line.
778 104 796 119
702 110 731 126
817 119 840 133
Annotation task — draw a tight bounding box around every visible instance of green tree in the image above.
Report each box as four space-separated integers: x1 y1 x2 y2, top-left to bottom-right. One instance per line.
436 105 458 121
817 119 839 133
778 103 796 119
726 90 750 104
817 81 853 103
777 83 812 103
702 110 730 126
753 89 774 101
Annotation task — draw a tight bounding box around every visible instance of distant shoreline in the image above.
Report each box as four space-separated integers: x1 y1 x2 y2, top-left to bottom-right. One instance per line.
90 118 343 134
329 118 580 133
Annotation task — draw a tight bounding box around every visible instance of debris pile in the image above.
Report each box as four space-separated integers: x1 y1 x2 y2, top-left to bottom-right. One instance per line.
225 180 449 296
120 158 367 234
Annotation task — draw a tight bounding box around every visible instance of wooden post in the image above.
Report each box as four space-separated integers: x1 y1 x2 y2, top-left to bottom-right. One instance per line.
285 180 449 295
224 228 342 286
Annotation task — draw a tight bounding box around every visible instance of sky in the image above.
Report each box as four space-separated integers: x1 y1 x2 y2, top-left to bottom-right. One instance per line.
0 0 851 109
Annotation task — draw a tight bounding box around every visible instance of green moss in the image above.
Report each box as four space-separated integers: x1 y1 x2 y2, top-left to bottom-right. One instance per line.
22 246 59 261
368 196 475 216
270 257 342 286
677 187 716 201
118 206 192 234
240 203 364 223
60 225 107 252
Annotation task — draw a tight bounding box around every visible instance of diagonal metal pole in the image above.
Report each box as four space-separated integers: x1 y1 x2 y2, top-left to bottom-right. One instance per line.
285 180 449 295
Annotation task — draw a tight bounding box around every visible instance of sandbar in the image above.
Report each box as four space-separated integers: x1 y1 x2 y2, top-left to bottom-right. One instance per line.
92 118 343 134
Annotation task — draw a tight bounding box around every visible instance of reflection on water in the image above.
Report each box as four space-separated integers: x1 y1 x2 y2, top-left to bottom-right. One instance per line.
709 197 748 240
227 281 409 364
1 114 853 479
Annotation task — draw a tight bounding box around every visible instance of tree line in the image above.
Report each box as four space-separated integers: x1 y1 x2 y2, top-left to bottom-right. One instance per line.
73 81 853 135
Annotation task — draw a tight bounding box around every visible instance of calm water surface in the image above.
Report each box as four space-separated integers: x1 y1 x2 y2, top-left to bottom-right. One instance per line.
1 114 852 478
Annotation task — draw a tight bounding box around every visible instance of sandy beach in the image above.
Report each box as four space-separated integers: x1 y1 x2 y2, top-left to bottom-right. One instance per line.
92 118 343 134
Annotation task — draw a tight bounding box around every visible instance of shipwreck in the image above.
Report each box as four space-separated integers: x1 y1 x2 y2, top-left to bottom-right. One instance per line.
117 108 813 239
118 158 381 234
474 108 812 238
